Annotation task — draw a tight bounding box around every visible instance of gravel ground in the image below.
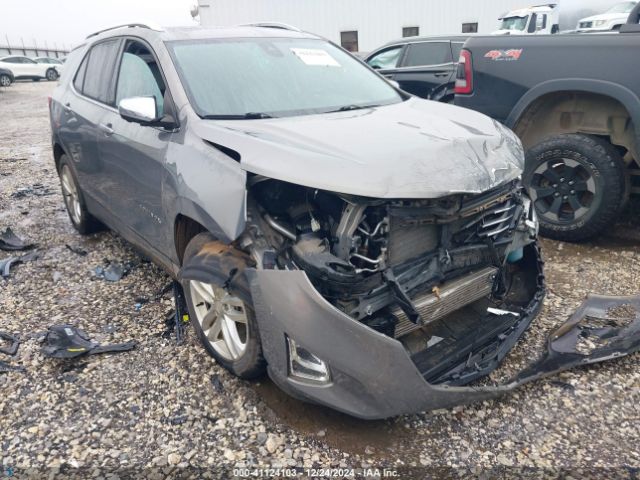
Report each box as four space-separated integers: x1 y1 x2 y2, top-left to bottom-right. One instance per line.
1 81 640 479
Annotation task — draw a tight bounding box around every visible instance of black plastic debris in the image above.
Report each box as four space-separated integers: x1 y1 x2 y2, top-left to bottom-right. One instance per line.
0 332 20 356
0 227 34 251
163 282 190 345
0 250 40 279
11 183 53 199
94 261 134 282
0 361 25 374
41 325 136 359
511 294 640 383
65 244 88 256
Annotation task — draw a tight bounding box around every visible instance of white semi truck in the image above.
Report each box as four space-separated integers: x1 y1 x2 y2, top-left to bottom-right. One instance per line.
493 0 634 34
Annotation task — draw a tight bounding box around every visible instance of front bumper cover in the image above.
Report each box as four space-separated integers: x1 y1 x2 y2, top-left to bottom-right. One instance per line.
244 246 640 419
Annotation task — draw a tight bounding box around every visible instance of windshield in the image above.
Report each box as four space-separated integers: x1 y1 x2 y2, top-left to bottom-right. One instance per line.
607 1 636 13
500 16 529 31
167 37 402 119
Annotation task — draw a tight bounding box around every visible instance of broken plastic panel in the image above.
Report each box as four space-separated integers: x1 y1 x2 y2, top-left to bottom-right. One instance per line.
0 227 35 251
509 294 640 384
41 325 136 359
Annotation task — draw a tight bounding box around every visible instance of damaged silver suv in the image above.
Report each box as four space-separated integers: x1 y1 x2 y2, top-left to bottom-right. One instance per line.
49 23 544 418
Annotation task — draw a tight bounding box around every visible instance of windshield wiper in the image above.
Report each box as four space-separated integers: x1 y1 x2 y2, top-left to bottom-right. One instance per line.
325 104 381 113
201 112 275 120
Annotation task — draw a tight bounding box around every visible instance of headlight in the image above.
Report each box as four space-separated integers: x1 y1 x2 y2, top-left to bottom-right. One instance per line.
594 20 608 27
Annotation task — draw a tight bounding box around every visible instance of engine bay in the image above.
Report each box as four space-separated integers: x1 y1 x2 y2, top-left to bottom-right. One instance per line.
240 175 543 384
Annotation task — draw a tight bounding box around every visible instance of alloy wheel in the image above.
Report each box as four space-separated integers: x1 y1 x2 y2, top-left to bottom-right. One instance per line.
60 165 82 225
189 280 249 360
528 158 596 224
0 75 10 87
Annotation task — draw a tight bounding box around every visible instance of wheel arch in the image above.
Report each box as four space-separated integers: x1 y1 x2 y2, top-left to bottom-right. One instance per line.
174 213 208 265
53 142 66 173
507 80 640 162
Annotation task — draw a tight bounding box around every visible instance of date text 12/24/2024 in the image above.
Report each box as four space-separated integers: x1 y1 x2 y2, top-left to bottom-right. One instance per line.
233 468 400 477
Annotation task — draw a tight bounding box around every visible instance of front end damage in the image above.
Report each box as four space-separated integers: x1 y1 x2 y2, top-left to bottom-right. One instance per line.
179 171 640 418
232 176 549 417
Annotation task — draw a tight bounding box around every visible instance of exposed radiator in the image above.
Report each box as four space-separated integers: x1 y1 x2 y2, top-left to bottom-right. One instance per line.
392 267 498 338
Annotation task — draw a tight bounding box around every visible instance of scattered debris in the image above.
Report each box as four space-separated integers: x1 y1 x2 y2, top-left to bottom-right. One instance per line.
0 360 25 374
0 332 20 356
0 227 34 251
0 250 40 279
162 282 190 345
65 244 88 256
94 260 136 282
10 183 53 198
210 374 224 393
41 325 136 359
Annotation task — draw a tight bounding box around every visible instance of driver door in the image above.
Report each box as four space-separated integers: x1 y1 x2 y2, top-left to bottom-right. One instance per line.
97 38 173 252
365 45 406 82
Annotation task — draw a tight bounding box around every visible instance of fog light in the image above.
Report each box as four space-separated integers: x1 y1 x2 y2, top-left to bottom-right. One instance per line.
287 336 331 383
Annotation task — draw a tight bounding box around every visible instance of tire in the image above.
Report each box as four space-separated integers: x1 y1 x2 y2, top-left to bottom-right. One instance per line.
46 68 58 81
57 155 102 234
0 74 11 87
182 233 266 379
523 134 625 242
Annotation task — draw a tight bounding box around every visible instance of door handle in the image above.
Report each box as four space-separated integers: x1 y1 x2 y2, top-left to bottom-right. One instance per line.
99 123 114 136
63 102 72 114
434 73 449 77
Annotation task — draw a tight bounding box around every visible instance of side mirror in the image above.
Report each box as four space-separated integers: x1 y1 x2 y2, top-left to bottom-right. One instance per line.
371 64 381 70
118 96 158 125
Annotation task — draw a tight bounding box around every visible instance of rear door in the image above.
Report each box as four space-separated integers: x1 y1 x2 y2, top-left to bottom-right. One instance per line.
22 57 43 77
365 45 406 82
96 38 173 252
58 39 122 201
393 41 455 99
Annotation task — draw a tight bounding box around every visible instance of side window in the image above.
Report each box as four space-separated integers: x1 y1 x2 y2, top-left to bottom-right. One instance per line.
74 52 89 92
115 40 166 117
366 46 403 70
23 58 37 64
81 39 121 104
536 14 547 31
403 42 452 67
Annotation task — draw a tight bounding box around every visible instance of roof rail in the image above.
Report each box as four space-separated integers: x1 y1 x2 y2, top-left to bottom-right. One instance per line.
86 22 163 39
238 22 302 32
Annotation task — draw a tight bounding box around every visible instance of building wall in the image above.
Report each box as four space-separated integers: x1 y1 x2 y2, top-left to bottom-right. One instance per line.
198 0 527 52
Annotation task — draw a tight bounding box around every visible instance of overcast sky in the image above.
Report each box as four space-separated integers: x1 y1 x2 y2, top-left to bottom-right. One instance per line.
1 0 196 51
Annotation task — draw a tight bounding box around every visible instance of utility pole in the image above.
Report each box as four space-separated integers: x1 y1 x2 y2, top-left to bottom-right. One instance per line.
4 35 11 54
20 37 26 56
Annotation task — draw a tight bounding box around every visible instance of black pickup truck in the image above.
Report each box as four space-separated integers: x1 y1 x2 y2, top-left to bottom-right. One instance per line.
455 9 640 241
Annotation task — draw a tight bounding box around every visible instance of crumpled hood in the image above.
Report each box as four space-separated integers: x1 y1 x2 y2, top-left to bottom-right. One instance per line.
192 97 524 199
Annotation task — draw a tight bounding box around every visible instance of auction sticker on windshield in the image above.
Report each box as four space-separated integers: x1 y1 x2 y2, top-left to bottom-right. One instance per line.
290 48 340 66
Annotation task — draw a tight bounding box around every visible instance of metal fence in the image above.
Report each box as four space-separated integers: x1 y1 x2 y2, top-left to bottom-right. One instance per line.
1 37 69 59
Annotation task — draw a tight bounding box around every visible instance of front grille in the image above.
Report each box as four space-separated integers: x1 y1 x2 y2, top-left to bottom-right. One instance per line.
392 267 497 338
456 197 518 244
